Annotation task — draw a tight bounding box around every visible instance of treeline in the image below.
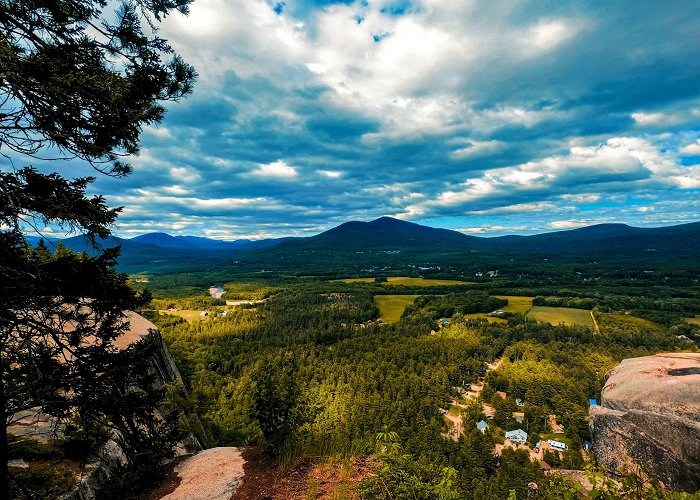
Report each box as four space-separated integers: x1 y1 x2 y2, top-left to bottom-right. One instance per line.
405 292 508 319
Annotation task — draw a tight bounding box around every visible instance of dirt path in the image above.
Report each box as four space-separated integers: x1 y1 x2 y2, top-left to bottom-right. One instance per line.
590 311 600 334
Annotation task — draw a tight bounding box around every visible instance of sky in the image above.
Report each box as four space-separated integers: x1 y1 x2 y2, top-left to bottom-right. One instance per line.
18 1 700 239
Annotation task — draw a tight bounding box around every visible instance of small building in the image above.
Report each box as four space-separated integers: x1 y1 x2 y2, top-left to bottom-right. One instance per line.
589 398 598 406
496 391 507 400
505 429 528 444
483 405 496 419
476 420 489 432
583 440 593 452
199 311 209 317
456 386 467 395
441 319 450 326
515 398 525 407
512 411 525 423
547 439 567 451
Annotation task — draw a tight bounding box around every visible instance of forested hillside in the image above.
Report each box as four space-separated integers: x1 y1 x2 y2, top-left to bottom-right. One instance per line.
145 282 700 498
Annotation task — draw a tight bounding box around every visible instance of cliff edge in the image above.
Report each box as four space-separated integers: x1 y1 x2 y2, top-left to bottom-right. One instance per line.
589 353 700 492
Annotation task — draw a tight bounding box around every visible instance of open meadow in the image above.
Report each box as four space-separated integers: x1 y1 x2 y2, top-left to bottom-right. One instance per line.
384 277 475 286
374 295 419 323
159 309 208 323
496 296 534 314
526 306 594 327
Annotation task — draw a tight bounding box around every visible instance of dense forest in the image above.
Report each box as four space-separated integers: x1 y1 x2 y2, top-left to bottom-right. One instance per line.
143 279 700 499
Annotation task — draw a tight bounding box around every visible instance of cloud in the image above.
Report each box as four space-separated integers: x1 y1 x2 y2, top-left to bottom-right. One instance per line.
548 219 602 230
252 160 299 178
29 0 700 239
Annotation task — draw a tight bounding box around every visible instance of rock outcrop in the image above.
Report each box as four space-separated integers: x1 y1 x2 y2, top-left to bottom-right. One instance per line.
589 353 700 492
158 447 246 500
66 312 206 499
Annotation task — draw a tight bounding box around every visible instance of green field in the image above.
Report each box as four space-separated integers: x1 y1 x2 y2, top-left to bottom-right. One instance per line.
160 309 208 322
526 306 594 327
374 295 419 323
463 312 507 324
496 296 534 315
383 277 475 287
686 315 700 325
332 277 376 283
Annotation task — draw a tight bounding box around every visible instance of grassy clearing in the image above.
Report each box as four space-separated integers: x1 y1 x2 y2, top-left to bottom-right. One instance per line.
383 277 476 287
605 313 664 332
685 315 700 325
463 313 508 324
374 295 419 323
526 306 594 327
496 296 534 315
332 277 376 284
159 309 208 322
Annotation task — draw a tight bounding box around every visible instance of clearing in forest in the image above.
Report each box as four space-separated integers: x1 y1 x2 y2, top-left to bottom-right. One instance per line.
526 306 594 327
496 296 534 315
374 295 419 323
160 309 209 322
685 315 700 325
333 277 376 283
383 277 476 286
463 312 507 324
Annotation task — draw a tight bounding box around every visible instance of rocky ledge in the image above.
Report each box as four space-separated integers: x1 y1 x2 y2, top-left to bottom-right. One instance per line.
158 447 246 500
589 353 700 492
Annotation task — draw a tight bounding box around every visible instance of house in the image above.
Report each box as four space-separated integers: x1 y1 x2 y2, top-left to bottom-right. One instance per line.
589 398 598 406
476 420 489 432
547 439 567 451
199 311 209 317
483 405 496 419
496 391 507 400
456 386 467 395
512 411 525 423
505 429 528 444
515 398 525 407
583 440 593 452
441 319 450 326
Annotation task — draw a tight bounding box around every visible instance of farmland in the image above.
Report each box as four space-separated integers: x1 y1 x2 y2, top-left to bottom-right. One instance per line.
332 277 376 284
383 277 475 286
159 309 208 323
526 306 594 327
497 296 534 314
374 295 420 323
686 315 700 325
331 276 475 286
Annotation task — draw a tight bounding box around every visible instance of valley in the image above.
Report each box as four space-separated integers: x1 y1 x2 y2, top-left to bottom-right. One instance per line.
11 218 700 499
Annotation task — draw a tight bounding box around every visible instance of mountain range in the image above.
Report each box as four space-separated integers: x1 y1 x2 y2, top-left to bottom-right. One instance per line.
26 217 700 272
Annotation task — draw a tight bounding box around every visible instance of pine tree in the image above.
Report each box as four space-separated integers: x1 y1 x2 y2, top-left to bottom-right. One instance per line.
0 1 195 497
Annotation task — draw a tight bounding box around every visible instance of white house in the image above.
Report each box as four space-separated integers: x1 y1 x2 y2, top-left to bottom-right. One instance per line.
505 429 528 444
476 420 489 432
547 439 567 451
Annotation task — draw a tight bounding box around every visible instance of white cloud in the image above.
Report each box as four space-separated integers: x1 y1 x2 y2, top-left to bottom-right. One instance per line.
169 166 201 183
318 169 342 178
252 160 299 178
681 140 700 155
548 219 600 229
